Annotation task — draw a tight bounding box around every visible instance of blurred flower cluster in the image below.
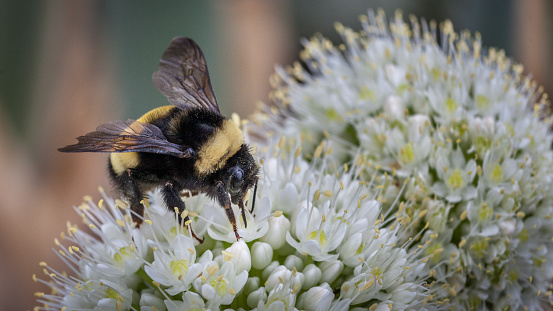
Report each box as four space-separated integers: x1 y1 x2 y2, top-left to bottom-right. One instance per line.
35 9 553 311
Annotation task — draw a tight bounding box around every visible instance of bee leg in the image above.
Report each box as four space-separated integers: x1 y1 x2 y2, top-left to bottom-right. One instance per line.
118 169 145 226
162 181 204 243
181 190 199 198
238 199 247 228
249 181 258 214
216 182 241 240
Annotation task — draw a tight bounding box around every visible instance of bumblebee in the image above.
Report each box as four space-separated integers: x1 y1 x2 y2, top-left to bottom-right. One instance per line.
59 37 259 242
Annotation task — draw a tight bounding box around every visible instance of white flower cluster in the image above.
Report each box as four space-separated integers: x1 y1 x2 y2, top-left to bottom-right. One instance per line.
34 132 437 310
253 9 553 311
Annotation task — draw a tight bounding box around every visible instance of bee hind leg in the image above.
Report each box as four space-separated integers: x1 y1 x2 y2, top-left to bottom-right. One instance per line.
162 181 204 243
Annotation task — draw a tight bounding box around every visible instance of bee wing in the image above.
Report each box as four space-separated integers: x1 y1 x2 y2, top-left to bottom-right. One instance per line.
152 37 221 114
58 120 194 158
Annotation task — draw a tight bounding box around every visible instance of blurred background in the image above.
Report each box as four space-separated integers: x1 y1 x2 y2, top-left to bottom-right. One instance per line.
0 0 551 309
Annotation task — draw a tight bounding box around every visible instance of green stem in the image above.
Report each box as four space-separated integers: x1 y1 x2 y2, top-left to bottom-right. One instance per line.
304 255 314 267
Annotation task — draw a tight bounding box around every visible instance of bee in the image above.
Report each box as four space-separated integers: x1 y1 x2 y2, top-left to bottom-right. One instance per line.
59 37 259 242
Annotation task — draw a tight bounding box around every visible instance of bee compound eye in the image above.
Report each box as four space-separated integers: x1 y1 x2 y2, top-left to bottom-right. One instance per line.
230 168 244 192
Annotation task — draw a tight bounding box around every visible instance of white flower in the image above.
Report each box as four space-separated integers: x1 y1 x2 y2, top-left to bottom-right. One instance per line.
286 199 347 261
265 265 303 293
432 148 477 203
144 234 205 295
192 258 248 307
255 272 301 311
205 199 270 243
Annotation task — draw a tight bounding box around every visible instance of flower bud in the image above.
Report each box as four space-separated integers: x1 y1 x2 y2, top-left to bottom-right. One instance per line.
290 200 313 239
299 285 334 311
225 240 251 273
259 213 290 249
247 287 267 308
385 63 405 87
283 254 304 271
262 260 280 280
139 291 165 311
472 116 495 134
275 183 299 214
499 218 518 236
302 264 322 289
338 232 363 267
251 242 273 270
318 260 344 284
243 276 261 297
384 95 404 120
408 114 430 140
180 292 206 310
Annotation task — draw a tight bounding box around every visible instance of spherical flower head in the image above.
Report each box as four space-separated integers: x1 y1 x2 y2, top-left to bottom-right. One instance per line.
253 8 553 310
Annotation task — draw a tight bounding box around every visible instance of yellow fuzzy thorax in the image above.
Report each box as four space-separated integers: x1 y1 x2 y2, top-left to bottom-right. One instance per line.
137 105 175 123
195 119 244 176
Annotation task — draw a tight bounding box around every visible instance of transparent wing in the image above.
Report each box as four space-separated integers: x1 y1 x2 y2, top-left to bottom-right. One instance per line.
152 37 220 114
58 120 193 158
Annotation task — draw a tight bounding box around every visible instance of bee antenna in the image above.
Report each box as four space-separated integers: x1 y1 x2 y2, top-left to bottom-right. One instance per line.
249 180 258 214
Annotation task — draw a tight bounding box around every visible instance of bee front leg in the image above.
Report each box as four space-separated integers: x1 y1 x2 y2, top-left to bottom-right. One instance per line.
161 181 204 243
216 182 241 240
238 199 247 228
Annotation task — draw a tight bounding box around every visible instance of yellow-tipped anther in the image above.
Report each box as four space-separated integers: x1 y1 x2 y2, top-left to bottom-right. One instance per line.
115 199 127 209
295 146 302 158
222 250 234 261
313 190 321 201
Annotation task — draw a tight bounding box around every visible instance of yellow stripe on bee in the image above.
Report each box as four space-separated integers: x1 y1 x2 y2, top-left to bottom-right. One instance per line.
195 119 244 176
110 153 139 175
110 106 175 175
137 105 175 124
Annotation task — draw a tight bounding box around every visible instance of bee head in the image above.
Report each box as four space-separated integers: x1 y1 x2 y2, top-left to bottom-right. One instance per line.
224 144 259 205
